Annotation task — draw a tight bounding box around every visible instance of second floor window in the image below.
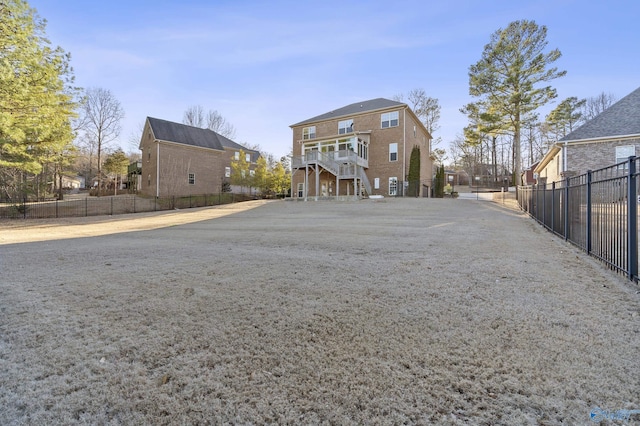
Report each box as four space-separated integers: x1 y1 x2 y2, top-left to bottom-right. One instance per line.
389 143 398 162
338 119 353 134
188 173 195 185
381 111 399 128
234 151 240 160
303 126 316 140
225 167 231 178
246 153 251 162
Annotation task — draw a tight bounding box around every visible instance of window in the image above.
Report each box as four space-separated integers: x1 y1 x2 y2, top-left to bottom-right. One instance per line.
338 138 353 152
381 111 399 128
374 178 380 189
147 151 151 161
358 142 368 160
389 177 398 196
338 119 353 134
250 170 255 177
303 126 316 140
188 173 195 185
616 145 635 164
234 151 239 160
225 167 231 178
389 143 398 162
413 125 416 138
246 153 251 162
297 183 304 198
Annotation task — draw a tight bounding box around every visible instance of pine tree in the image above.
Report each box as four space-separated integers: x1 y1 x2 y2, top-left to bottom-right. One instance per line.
469 20 565 186
0 0 78 199
407 145 421 197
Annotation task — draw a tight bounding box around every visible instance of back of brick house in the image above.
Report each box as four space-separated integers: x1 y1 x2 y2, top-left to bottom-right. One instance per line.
290 98 433 199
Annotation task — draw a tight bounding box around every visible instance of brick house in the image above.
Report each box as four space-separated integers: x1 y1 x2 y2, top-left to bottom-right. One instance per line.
290 98 433 199
138 117 259 197
535 86 640 183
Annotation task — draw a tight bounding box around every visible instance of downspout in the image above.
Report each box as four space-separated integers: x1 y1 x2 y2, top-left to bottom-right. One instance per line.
403 108 406 196
156 141 160 198
563 141 568 175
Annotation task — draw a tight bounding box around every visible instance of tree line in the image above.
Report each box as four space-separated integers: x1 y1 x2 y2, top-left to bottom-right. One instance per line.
453 20 618 187
0 0 289 202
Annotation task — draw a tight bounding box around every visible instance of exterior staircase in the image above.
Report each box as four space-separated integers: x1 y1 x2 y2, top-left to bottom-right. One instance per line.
292 150 371 198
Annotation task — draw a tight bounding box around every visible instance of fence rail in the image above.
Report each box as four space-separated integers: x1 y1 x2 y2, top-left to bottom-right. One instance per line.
0 192 254 220
518 156 639 281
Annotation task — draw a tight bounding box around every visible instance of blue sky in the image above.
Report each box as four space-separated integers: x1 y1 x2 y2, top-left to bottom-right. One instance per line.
31 0 640 161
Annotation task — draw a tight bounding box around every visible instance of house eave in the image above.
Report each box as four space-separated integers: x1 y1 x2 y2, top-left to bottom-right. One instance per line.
156 139 225 152
534 144 562 174
290 104 408 128
561 133 640 145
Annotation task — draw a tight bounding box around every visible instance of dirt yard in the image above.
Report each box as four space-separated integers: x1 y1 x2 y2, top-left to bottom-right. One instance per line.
1 198 639 425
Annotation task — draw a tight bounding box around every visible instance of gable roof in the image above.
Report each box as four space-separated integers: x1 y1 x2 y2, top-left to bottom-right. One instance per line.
291 98 406 127
146 117 260 159
560 86 640 142
147 117 225 151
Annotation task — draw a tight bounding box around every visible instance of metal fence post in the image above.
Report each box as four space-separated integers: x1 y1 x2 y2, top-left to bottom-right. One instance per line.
564 178 570 241
586 170 592 255
627 157 637 279
551 181 555 232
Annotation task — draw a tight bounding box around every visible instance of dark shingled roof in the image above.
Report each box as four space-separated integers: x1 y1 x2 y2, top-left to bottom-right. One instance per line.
148 117 225 151
291 98 406 127
147 117 259 160
560 86 640 142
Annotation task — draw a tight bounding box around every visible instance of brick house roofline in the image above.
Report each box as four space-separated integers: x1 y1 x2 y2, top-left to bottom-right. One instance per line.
290 98 407 128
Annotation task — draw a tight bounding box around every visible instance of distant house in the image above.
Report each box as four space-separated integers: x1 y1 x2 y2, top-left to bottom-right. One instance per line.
535 86 640 184
128 160 142 192
138 117 259 198
290 98 433 199
61 175 84 189
521 161 540 186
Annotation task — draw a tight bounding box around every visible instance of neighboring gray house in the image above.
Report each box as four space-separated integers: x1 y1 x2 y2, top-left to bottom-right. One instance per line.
535 86 640 183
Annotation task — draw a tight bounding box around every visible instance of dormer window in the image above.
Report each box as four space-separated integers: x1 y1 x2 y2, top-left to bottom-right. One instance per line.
338 119 354 134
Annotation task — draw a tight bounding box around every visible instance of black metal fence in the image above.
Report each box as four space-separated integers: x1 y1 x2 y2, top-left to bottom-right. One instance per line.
0 192 253 220
518 157 639 281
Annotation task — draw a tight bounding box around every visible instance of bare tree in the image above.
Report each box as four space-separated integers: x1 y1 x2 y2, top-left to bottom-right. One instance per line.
206 110 236 139
79 87 125 190
582 92 617 121
183 105 237 139
183 105 205 128
127 120 146 152
394 88 442 146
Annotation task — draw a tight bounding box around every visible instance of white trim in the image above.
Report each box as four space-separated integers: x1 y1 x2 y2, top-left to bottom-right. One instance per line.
156 142 160 198
562 133 640 145
402 108 406 185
